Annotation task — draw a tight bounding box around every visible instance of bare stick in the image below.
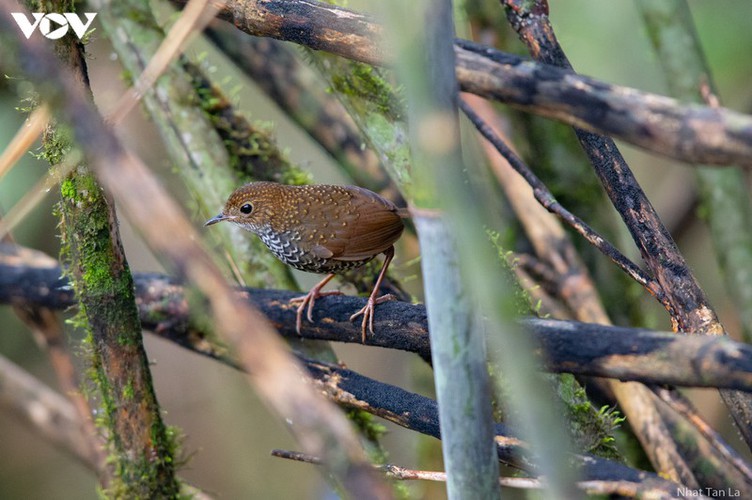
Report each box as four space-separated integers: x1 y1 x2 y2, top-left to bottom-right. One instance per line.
459 98 663 304
270 448 693 498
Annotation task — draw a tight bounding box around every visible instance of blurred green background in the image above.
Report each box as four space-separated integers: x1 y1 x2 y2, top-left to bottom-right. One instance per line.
1 0 751 498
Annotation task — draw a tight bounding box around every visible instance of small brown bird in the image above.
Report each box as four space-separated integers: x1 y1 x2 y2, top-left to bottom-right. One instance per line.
205 182 405 341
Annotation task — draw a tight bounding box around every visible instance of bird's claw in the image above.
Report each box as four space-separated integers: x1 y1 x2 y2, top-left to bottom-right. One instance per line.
350 294 395 343
290 289 342 334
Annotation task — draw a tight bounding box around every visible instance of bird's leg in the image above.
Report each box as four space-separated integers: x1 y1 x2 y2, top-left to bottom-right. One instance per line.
290 273 342 334
350 246 396 343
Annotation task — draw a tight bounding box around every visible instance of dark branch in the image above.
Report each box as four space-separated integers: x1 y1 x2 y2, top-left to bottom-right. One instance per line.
499 0 752 451
459 98 664 303
301 357 685 497
0 243 720 494
170 0 752 168
5 243 752 392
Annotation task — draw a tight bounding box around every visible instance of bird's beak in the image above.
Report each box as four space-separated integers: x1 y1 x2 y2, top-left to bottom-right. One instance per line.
204 214 226 226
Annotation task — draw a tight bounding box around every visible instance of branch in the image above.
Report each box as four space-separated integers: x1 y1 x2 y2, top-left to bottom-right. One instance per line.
39 1 180 492
11 306 107 476
459 98 663 303
0 353 97 470
299 357 689 497
0 353 217 499
7 244 752 391
270 448 695 499
170 0 752 167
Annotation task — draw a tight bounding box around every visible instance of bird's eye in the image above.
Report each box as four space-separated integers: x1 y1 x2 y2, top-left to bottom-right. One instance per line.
240 203 253 214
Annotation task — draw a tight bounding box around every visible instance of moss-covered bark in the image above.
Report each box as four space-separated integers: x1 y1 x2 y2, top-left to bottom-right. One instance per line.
27 0 181 495
182 60 311 187
58 166 180 498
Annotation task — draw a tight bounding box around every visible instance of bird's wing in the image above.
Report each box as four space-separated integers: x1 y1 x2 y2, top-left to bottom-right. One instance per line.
321 186 404 261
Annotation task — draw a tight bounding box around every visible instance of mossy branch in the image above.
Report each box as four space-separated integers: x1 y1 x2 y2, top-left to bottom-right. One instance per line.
203 23 400 200
19 1 182 496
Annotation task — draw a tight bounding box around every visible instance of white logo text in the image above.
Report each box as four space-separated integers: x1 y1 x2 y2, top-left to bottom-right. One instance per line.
11 12 97 40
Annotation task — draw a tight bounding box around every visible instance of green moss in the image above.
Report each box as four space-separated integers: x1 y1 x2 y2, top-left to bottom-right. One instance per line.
330 63 403 122
555 374 624 460
52 135 181 496
344 409 411 498
28 0 74 12
306 49 414 194
122 380 135 400
38 126 71 165
59 177 77 201
487 229 536 316
346 409 387 445
184 60 311 186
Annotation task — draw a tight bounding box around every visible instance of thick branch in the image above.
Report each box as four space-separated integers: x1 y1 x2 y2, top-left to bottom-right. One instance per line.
301 358 691 498
170 0 752 167
39 2 180 492
6 244 752 392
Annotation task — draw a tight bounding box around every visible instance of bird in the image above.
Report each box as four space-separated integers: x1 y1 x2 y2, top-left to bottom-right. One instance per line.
205 181 405 342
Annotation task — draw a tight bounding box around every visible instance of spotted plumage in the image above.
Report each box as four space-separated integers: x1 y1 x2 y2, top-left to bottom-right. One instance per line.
206 182 406 341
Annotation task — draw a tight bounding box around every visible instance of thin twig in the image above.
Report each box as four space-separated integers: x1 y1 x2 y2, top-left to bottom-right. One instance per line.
459 98 664 304
0 157 77 241
106 0 225 124
0 105 48 180
271 448 692 498
652 386 752 483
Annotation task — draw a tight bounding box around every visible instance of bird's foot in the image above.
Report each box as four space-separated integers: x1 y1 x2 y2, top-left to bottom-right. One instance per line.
290 289 343 334
350 294 396 343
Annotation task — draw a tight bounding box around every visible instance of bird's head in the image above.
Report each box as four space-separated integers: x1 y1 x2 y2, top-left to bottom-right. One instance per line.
205 182 283 233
